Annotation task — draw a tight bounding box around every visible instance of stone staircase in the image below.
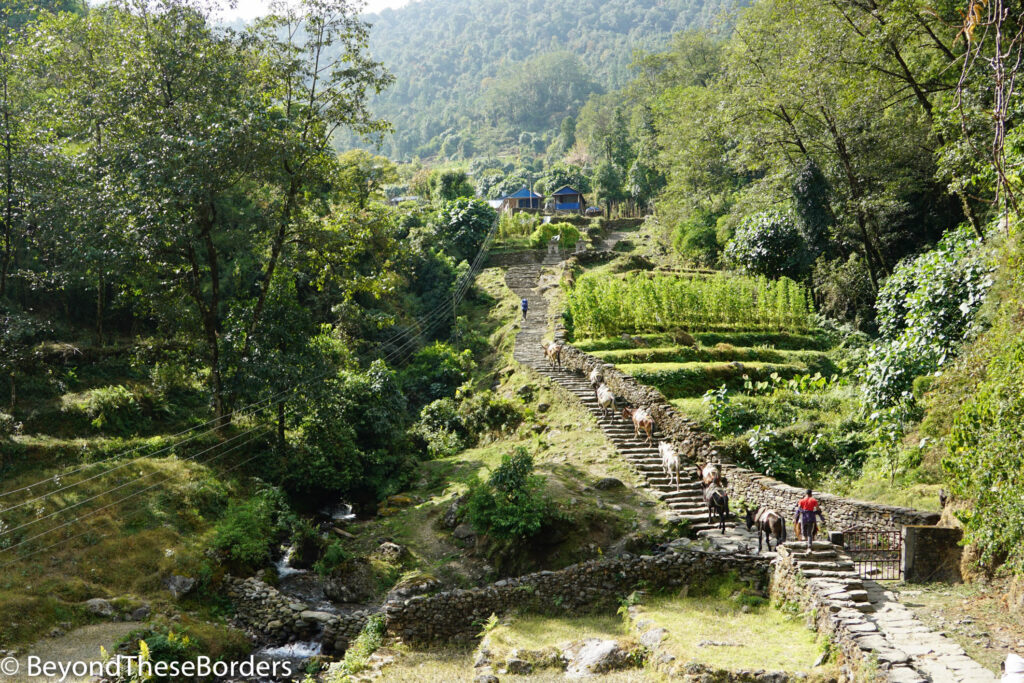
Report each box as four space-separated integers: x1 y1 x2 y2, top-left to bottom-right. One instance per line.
502 255 998 682
779 541 874 614
505 257 738 537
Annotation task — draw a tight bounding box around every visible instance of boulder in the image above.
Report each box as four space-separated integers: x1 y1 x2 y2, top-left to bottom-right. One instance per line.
474 676 499 683
564 639 634 677
504 659 532 675
593 477 624 491
375 541 407 563
85 598 114 617
444 494 468 529
453 524 476 541
537 403 550 413
129 605 151 622
164 575 196 600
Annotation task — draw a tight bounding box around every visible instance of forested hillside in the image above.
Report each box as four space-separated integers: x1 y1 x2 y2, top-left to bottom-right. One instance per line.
349 0 742 158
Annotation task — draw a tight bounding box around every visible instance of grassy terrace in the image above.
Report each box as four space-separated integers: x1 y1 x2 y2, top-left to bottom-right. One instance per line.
374 589 835 681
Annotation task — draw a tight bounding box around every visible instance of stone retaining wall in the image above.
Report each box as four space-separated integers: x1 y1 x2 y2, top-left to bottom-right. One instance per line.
223 576 372 654
770 550 888 682
383 547 767 645
554 343 939 532
902 525 963 583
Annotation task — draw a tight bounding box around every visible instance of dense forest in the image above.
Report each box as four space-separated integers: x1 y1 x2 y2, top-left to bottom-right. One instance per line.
343 0 744 158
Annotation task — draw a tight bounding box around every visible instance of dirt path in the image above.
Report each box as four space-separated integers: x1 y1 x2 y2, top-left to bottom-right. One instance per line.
8 622 138 683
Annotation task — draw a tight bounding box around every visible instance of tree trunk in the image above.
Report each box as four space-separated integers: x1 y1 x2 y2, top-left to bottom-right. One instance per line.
96 273 104 346
277 400 286 454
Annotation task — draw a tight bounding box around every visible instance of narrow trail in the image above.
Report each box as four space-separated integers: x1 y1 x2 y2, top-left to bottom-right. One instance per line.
504 253 997 682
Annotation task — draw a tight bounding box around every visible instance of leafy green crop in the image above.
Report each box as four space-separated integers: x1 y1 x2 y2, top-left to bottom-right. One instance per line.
566 271 814 337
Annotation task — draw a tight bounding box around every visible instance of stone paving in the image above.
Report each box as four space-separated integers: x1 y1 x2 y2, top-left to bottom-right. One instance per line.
504 249 997 682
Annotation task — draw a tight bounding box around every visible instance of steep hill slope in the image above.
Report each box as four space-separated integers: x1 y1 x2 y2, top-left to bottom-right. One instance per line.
353 0 743 158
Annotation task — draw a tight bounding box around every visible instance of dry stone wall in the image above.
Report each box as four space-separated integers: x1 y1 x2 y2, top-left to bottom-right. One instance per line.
223 576 371 654
383 547 767 645
555 343 940 532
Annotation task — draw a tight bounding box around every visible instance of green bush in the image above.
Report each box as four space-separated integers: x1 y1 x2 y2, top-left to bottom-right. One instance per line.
314 540 353 576
943 259 1024 574
411 390 523 458
82 385 145 434
498 211 540 238
212 487 290 572
529 221 580 249
726 210 811 280
401 342 476 409
466 448 551 541
859 227 992 410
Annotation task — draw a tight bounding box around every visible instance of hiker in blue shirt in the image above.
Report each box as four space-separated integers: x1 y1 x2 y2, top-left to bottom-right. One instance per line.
521 298 529 321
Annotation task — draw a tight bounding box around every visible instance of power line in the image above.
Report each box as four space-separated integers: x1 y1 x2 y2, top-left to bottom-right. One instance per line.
0 428 271 571
0 215 498 541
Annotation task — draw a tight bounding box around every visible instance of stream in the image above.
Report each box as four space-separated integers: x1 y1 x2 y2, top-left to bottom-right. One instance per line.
248 502 358 678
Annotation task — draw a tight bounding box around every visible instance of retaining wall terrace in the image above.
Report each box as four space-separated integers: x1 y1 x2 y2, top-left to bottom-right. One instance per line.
383 547 768 645
554 343 940 532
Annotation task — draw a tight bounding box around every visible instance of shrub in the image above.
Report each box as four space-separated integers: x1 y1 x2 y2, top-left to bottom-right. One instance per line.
82 385 145 434
314 540 353 576
150 360 195 398
859 226 992 410
466 448 551 541
212 487 290 572
411 397 469 458
726 210 811 280
400 342 475 409
528 221 580 249
411 390 523 459
498 211 540 239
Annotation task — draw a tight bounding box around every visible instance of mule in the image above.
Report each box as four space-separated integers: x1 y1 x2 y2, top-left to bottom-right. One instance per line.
697 462 722 489
596 383 617 419
745 506 787 553
658 441 681 491
621 406 654 445
541 341 562 369
704 484 729 533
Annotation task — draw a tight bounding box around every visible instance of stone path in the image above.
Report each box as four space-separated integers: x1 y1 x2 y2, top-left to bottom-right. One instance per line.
864 582 995 682
779 541 996 682
504 253 996 682
505 256 753 539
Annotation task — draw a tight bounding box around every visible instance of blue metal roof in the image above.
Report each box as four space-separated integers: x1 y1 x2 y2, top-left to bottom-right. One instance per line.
551 185 582 196
505 187 542 199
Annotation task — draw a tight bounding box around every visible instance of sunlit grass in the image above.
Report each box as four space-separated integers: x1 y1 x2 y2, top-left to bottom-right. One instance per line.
637 596 826 673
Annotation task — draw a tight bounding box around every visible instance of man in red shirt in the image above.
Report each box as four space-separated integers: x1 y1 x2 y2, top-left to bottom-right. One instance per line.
795 489 826 550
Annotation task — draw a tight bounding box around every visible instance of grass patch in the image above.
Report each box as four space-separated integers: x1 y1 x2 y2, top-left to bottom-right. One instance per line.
591 344 834 369
575 330 831 352
635 595 826 673
377 647 656 682
486 613 627 652
619 361 812 399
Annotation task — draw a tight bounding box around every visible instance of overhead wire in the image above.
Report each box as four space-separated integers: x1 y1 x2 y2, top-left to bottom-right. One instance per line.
0 215 500 564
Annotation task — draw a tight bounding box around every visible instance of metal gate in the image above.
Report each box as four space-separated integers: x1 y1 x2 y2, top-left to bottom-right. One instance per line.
843 528 902 580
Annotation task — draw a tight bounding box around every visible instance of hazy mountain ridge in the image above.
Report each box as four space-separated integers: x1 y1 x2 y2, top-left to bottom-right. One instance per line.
356 0 743 158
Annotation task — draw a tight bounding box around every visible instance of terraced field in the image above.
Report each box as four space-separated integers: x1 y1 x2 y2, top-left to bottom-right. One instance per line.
575 331 838 403
568 291 868 490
